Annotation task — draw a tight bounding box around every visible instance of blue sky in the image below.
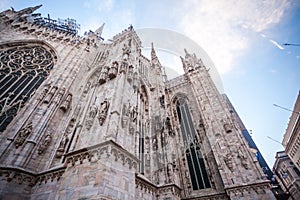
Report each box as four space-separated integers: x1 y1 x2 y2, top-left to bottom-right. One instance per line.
1 0 300 168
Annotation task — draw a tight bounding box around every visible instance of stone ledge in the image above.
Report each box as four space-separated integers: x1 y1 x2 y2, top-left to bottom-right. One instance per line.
64 140 139 170
135 173 182 197
224 180 271 196
0 165 65 186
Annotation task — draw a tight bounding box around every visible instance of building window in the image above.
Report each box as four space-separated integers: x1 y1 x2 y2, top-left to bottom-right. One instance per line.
176 97 211 190
0 43 55 132
293 167 300 177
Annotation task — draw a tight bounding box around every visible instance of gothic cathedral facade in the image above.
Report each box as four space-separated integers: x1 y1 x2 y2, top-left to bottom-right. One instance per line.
0 6 276 200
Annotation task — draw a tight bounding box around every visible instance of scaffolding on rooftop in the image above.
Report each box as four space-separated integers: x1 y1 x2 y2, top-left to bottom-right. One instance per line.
33 14 80 35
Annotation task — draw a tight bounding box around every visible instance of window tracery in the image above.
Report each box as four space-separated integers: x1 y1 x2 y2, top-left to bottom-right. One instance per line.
0 43 55 132
176 97 211 190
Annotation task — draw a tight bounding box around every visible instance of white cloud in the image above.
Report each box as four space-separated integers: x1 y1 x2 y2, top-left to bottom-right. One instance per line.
83 0 115 12
178 0 291 74
81 0 134 38
269 39 284 50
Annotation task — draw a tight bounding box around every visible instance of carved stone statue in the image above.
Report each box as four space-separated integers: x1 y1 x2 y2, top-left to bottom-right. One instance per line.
223 149 233 171
56 134 69 158
238 148 248 169
223 123 232 133
98 99 110 125
108 61 118 79
60 93 72 112
86 104 98 130
99 66 109 85
14 123 33 148
122 43 131 60
159 95 165 108
38 134 52 155
165 117 174 136
129 105 137 122
167 163 174 183
43 86 57 103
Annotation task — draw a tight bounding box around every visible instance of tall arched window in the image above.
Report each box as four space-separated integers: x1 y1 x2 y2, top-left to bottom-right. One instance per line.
176 97 211 190
0 42 55 132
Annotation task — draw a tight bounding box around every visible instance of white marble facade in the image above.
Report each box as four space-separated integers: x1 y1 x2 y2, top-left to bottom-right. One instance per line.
0 6 276 200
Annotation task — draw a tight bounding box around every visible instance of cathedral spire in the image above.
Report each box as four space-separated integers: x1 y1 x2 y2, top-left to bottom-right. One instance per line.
95 23 105 39
16 4 42 15
151 42 161 66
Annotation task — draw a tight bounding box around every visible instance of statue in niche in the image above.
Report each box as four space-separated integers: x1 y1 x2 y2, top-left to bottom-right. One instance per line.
99 66 109 85
127 65 134 82
129 105 137 122
89 104 98 118
14 123 33 148
122 42 131 61
165 117 174 136
129 124 134 134
238 148 249 169
108 61 118 79
222 149 234 171
121 103 129 128
38 134 52 155
223 123 232 133
167 163 175 183
159 95 165 108
56 133 69 158
82 82 91 98
98 99 110 125
152 137 158 151
39 84 50 100
119 61 128 74
85 104 98 130
43 86 57 103
60 93 72 112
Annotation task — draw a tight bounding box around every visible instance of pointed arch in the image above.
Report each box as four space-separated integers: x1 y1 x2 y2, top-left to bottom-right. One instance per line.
174 94 211 190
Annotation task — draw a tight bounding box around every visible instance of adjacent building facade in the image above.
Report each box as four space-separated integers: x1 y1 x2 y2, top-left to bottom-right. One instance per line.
273 151 300 200
272 91 300 200
282 91 300 171
0 6 276 200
